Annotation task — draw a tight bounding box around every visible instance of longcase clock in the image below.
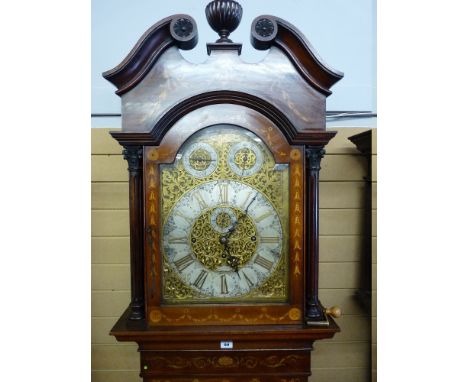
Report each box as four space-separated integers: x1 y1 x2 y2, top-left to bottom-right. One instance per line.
103 1 344 381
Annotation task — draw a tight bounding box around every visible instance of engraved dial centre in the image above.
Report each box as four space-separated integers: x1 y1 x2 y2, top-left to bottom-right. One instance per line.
190 206 258 270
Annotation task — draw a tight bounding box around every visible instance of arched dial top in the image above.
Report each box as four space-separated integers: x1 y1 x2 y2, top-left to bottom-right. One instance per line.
160 125 290 303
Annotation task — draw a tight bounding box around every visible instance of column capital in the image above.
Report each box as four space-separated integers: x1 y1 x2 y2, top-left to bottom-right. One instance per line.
305 146 326 172
123 146 143 172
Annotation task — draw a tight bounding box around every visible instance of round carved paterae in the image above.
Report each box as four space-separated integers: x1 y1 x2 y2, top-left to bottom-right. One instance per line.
173 18 193 37
205 0 243 42
255 18 275 37
170 15 198 50
251 16 278 50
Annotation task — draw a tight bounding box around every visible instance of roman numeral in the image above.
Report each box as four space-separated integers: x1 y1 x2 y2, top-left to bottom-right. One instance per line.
193 191 208 210
168 236 187 244
254 255 273 271
174 211 192 224
259 236 280 243
218 183 229 205
174 255 194 271
220 275 229 294
193 270 208 289
242 271 254 288
239 191 254 210
255 211 273 223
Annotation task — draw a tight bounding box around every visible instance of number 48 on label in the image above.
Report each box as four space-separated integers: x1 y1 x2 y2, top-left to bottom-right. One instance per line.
220 341 233 349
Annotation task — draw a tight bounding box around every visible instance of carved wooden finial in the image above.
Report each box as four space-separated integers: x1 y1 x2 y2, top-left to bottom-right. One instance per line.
205 0 243 43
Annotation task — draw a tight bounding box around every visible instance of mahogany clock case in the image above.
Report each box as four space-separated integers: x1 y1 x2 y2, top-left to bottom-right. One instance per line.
101 1 345 380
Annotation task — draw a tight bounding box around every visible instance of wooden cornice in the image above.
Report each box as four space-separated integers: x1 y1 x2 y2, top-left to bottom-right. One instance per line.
251 15 343 96
102 14 198 95
110 91 337 147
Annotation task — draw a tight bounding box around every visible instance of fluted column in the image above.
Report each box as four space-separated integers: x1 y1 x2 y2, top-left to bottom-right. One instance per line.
305 146 326 322
123 146 145 320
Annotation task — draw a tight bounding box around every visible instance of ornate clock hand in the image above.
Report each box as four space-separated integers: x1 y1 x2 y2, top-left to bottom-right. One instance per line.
219 193 259 274
243 192 258 216
219 235 240 275
226 246 240 276
240 151 248 177
226 192 258 238
227 255 240 276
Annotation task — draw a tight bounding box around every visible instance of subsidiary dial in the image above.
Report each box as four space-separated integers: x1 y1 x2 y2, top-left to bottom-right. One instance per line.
228 141 263 177
182 142 218 178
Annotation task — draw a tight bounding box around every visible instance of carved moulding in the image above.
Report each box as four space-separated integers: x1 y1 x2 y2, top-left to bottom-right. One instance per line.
103 14 198 95
110 91 337 147
251 15 343 95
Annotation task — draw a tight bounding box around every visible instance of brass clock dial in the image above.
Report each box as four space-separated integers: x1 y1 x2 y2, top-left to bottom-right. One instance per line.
160 125 289 303
163 180 283 298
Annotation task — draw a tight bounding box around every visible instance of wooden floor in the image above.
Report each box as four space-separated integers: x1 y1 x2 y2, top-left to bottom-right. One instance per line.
91 127 377 382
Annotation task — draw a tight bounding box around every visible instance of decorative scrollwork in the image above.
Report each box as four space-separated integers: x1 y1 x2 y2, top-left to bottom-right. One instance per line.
160 131 285 226
262 354 303 368
217 356 234 366
190 207 257 270
189 148 212 170
148 306 300 324
148 354 303 370
234 147 256 170
163 265 202 300
256 257 286 297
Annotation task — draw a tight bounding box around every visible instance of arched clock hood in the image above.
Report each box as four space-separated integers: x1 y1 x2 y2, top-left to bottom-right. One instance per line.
103 5 343 146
